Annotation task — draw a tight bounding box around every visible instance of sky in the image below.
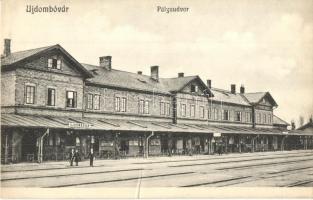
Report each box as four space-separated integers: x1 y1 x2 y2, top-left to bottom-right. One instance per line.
1 0 313 127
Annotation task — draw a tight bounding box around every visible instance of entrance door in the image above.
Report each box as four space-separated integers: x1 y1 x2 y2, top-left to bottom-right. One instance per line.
21 134 38 161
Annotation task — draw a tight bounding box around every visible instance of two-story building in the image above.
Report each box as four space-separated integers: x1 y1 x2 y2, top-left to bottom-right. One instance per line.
1 39 312 163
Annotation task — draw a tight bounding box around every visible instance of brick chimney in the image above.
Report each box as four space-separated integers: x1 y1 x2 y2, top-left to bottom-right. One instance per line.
137 71 142 75
178 73 184 78
99 56 112 70
3 39 11 57
240 85 245 94
231 84 236 94
150 66 159 81
207 79 212 89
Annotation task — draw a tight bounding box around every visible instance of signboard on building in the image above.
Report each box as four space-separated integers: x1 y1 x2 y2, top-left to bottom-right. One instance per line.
214 132 221 137
68 122 93 129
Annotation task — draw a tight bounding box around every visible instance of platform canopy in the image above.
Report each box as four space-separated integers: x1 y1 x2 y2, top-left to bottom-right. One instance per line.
1 114 311 136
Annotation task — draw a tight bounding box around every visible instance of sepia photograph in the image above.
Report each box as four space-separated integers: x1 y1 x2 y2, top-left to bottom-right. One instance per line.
1 0 313 198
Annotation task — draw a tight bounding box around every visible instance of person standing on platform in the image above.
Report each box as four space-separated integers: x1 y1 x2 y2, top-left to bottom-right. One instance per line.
69 149 74 166
89 148 95 167
74 149 80 166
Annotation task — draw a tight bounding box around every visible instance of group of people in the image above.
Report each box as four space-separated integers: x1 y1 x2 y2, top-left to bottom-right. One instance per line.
69 148 95 167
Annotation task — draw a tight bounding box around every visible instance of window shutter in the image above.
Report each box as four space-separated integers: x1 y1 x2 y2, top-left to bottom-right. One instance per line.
74 92 77 108
48 59 52 68
57 59 61 69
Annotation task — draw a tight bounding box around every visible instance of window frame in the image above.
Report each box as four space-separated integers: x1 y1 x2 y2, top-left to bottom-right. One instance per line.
181 104 186 117
144 101 149 114
235 111 242 122
115 97 120 112
66 91 77 108
93 94 100 110
190 105 195 118
48 58 62 70
199 106 205 118
87 93 93 110
47 88 56 106
223 110 230 121
160 102 165 115
25 85 35 104
121 97 127 112
165 103 170 116
139 100 144 114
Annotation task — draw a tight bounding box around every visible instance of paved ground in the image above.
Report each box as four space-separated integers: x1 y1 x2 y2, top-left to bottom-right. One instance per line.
1 150 313 188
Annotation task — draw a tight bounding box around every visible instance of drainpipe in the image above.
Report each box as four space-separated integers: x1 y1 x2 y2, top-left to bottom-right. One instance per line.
252 106 256 128
38 129 49 163
145 131 154 158
4 132 8 164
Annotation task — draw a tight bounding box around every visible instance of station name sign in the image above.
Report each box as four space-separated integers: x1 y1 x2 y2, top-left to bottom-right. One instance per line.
68 122 93 128
213 132 221 137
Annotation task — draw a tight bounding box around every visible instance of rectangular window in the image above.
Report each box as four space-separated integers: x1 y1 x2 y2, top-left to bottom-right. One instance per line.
94 94 100 110
223 110 230 120
268 114 272 124
160 102 165 115
25 85 35 104
139 100 144 114
144 101 149 114
121 97 127 112
213 108 219 120
208 108 212 119
190 105 195 118
235 111 242 121
47 88 55 106
200 106 204 118
48 58 62 69
66 91 77 108
87 94 93 109
246 112 252 122
257 113 261 123
165 103 170 116
263 114 267 124
115 97 120 112
181 104 186 117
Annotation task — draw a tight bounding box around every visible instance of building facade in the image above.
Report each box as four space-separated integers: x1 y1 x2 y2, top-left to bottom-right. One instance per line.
1 39 313 163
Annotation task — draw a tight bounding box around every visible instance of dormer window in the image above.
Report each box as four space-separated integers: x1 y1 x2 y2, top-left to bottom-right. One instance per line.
191 85 198 93
48 58 61 69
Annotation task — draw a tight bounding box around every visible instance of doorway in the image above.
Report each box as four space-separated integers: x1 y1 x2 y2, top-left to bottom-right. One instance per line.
21 133 38 161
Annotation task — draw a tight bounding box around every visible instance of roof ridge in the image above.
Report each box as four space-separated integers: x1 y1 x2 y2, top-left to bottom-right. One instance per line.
81 63 153 78
161 75 198 80
6 44 56 55
244 92 267 94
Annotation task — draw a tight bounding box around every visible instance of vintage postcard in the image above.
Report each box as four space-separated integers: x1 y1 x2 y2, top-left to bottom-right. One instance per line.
1 0 313 199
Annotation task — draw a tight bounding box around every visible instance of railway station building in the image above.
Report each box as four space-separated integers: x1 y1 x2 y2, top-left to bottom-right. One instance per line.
1 39 313 163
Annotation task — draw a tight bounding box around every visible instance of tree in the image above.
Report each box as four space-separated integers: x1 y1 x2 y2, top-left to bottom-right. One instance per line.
291 120 296 130
299 116 304 127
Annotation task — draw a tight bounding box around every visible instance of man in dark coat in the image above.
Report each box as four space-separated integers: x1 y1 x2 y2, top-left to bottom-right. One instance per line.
73 149 80 166
69 149 74 166
88 148 94 167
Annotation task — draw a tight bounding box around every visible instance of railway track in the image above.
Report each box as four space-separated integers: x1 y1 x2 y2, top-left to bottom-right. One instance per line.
1 168 147 181
182 166 313 187
169 153 313 168
47 171 195 188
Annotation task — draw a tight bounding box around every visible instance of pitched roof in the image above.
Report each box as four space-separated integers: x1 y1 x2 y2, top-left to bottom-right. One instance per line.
161 76 202 92
83 63 171 94
1 45 54 66
209 88 251 106
297 120 313 130
243 92 278 107
1 44 93 78
273 115 290 126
